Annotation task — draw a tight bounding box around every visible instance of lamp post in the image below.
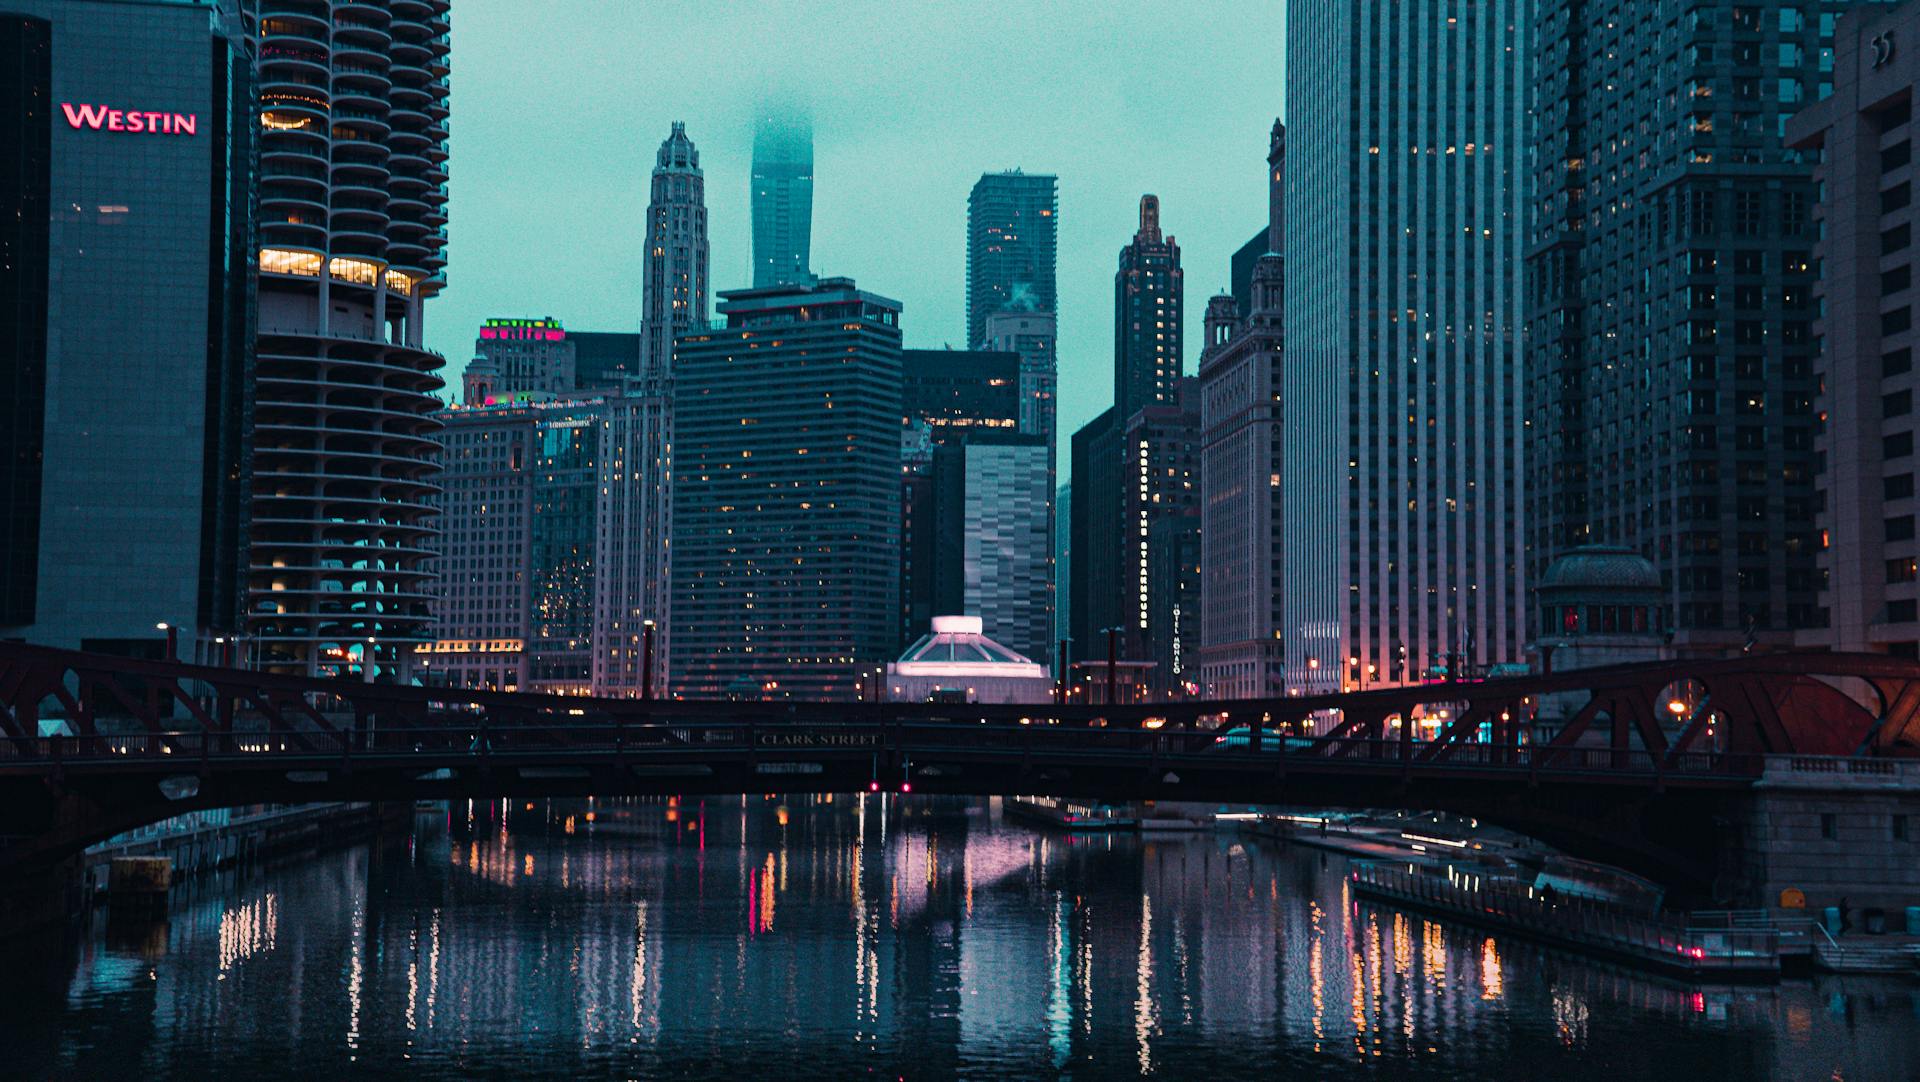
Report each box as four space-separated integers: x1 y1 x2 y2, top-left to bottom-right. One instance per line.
364 637 377 684
641 619 656 701
156 622 178 662
1056 638 1070 705
1105 626 1121 706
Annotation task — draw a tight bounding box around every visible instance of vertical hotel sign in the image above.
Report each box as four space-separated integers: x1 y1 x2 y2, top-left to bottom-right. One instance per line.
61 103 198 135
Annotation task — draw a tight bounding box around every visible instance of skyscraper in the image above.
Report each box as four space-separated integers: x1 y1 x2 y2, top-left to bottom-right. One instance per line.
1789 3 1920 655
670 279 903 699
640 121 707 381
1530 1 1851 649
966 171 1058 349
248 0 451 678
1283 0 1527 693
1198 259 1286 700
1122 379 1201 693
1113 195 1183 421
751 109 814 289
0 0 255 659
898 348 1046 658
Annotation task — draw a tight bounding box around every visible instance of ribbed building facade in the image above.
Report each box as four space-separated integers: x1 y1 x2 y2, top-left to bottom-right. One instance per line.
966 170 1057 350
670 279 903 699
1530 0 1853 651
1283 0 1528 693
249 0 450 677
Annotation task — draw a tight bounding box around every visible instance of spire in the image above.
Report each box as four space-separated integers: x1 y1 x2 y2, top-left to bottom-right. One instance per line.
655 120 701 174
1137 194 1162 243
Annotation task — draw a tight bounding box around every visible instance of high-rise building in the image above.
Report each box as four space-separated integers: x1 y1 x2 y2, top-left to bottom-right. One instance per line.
670 279 903 699
571 331 642 391
751 109 814 289
640 121 707 381
1284 0 1527 693
1 1 255 660
1229 122 1287 320
1068 409 1121 662
1113 195 1183 421
427 395 631 694
1198 258 1286 700
982 311 1058 444
426 402 532 690
1530 1 1853 650
966 170 1058 349
1789 2 1920 655
250 0 451 678
1055 482 1071 649
898 349 1046 658
934 434 1053 661
1121 378 1201 693
473 317 574 398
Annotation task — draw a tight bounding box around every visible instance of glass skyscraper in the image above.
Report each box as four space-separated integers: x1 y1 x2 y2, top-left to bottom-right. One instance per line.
0 0 255 660
1283 0 1529 693
750 110 814 289
966 170 1057 350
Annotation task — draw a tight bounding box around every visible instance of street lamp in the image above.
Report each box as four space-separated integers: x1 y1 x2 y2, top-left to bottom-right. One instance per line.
641 619 656 701
155 622 178 662
1104 626 1123 706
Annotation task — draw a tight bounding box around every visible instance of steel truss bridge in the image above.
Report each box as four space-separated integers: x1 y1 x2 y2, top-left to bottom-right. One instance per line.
3 641 1917 900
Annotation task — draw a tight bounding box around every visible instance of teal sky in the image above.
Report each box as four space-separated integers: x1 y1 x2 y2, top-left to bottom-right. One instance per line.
430 0 1287 463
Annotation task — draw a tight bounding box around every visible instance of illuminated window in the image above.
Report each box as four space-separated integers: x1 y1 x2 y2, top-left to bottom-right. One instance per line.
329 256 382 286
260 247 323 276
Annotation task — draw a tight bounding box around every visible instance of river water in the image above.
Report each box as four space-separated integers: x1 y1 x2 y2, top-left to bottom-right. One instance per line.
3 796 1917 1080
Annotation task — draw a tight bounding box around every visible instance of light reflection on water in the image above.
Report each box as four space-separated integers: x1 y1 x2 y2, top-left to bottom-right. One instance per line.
3 794 1918 1080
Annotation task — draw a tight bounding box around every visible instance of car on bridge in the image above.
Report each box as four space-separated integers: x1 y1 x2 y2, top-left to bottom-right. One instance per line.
1212 726 1316 752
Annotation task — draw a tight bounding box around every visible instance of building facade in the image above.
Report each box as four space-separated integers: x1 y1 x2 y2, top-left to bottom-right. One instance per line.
966 170 1058 350
1068 408 1121 662
1113 195 1183 422
751 109 814 289
934 433 1052 662
1198 259 1287 700
1284 0 1528 694
250 0 451 678
640 121 707 381
425 399 532 690
900 348 1024 646
1122 379 1201 694
1529 0 1854 651
0 0 254 660
473 317 573 398
1790 1 1920 655
670 279 904 699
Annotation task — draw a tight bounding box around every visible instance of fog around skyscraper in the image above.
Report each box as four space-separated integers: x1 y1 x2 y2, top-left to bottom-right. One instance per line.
426 0 1285 476
751 108 815 288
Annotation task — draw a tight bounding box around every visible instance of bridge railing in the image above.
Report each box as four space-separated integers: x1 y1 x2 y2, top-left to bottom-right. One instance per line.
0 717 1778 784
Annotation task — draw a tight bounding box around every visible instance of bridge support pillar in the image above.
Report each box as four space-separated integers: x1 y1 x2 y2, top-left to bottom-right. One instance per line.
0 854 85 940
1716 759 1920 916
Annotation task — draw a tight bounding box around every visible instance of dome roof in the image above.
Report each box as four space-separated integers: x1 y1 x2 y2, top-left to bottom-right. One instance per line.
892 616 1046 676
1540 545 1661 592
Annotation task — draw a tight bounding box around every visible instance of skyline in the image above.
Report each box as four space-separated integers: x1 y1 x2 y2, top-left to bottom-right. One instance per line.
429 0 1287 468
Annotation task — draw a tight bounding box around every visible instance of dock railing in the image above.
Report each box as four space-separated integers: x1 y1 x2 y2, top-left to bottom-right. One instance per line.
1351 862 1779 975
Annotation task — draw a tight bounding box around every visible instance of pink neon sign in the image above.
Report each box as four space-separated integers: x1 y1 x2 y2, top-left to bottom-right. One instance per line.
478 327 565 342
61 103 198 136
